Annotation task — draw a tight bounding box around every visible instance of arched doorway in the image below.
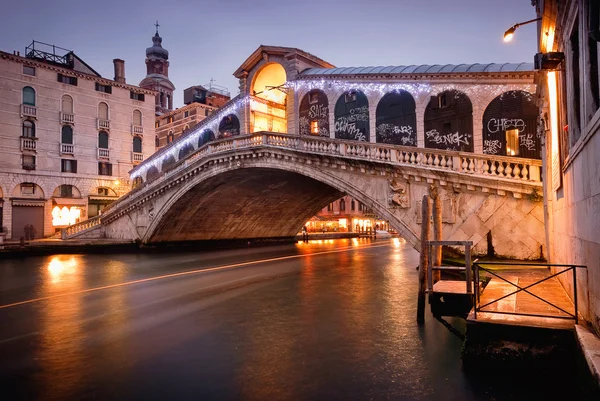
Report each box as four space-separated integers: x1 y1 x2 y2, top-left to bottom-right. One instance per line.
376 91 417 146
299 89 329 137
482 91 540 159
424 90 473 152
334 90 370 141
250 63 287 133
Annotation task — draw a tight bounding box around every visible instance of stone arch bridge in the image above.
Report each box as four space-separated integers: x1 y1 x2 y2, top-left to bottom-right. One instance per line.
66 133 545 260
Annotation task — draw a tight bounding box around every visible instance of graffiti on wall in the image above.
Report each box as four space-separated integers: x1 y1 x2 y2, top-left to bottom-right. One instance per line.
425 129 471 150
376 124 416 146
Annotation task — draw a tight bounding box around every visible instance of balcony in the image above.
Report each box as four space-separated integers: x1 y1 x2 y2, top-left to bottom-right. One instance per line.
97 118 110 130
21 104 37 118
132 152 144 163
20 137 37 151
60 143 74 155
97 148 110 159
132 125 144 135
60 112 74 124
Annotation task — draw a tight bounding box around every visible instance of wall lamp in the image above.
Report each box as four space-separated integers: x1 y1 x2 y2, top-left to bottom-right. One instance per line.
503 17 542 42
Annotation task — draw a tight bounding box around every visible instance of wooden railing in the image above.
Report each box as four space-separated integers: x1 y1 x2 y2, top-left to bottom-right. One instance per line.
61 215 102 239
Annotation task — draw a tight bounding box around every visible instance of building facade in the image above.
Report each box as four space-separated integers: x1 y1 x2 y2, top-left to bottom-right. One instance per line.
307 195 389 234
139 25 175 115
0 41 156 239
534 0 600 334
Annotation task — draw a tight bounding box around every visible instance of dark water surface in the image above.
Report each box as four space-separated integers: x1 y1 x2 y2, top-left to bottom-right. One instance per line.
0 239 595 400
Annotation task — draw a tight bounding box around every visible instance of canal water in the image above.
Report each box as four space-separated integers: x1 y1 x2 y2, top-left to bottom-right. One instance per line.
0 239 597 400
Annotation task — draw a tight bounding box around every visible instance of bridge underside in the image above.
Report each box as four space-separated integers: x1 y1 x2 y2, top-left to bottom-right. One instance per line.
149 168 344 243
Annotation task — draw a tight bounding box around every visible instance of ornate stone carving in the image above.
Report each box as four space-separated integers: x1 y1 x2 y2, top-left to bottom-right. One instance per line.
389 179 410 208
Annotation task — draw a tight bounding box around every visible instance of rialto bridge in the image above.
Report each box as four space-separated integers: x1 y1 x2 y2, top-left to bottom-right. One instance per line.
65 46 547 260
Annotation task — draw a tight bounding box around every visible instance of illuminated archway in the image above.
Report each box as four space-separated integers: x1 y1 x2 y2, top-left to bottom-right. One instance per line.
250 63 287 133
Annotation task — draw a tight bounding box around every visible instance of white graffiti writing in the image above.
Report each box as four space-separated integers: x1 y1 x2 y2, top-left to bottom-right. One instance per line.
487 118 526 133
425 129 470 147
335 117 366 141
376 123 416 145
483 139 502 154
308 104 328 119
344 106 369 123
519 133 536 151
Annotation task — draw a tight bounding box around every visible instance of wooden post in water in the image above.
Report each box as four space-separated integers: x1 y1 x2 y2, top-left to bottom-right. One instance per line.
432 190 442 284
417 194 431 324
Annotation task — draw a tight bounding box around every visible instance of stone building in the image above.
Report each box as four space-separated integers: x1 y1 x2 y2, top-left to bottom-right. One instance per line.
307 195 388 234
0 41 156 239
139 24 175 115
534 0 600 334
155 84 231 149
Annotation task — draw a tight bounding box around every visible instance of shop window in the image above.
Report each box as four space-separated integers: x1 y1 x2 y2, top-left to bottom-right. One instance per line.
22 120 35 137
23 66 35 76
61 159 77 173
98 162 112 176
23 86 35 106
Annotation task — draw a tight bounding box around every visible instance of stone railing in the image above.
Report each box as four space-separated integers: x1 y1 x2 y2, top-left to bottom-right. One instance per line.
97 118 110 130
60 143 74 155
21 104 36 118
20 137 37 151
98 148 110 159
132 125 144 135
61 215 102 239
60 112 74 124
132 152 144 163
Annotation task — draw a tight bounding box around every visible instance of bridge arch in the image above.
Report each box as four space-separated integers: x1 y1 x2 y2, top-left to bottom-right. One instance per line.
299 89 329 137
424 90 473 152
376 90 417 146
482 90 539 159
142 163 420 248
334 90 370 142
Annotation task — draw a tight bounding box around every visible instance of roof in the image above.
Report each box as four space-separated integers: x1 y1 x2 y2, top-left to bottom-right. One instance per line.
300 63 534 76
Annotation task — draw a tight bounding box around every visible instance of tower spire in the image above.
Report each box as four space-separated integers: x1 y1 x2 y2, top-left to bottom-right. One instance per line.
155 20 160 35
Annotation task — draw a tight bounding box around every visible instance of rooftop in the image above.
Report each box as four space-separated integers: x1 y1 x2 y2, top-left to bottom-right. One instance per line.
300 63 534 76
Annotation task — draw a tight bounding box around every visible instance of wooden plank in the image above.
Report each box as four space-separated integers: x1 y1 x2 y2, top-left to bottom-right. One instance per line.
432 280 473 295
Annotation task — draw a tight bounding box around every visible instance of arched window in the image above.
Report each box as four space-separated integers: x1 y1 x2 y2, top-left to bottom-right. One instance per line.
351 199 356 211
376 91 417 146
133 109 142 126
334 90 369 141
219 114 240 137
178 144 193 160
61 125 73 144
61 95 73 114
299 89 329 137
167 132 174 143
424 90 473 152
98 131 109 149
199 129 215 147
132 176 144 189
482 91 540 159
155 136 160 148
23 86 35 106
133 136 142 153
98 102 109 120
339 198 346 212
22 120 35 137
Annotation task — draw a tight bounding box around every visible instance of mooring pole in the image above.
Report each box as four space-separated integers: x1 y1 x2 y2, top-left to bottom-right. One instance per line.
417 195 431 324
432 193 442 284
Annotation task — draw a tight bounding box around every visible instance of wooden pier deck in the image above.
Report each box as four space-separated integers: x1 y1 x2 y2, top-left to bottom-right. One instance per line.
467 268 576 330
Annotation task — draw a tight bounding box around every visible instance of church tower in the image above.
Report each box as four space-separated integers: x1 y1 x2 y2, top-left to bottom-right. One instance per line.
139 22 175 115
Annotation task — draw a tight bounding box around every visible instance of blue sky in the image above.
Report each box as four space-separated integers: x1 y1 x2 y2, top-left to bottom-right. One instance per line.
1 0 538 108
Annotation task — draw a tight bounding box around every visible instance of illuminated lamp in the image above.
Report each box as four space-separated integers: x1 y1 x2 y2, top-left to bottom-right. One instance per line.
503 17 541 42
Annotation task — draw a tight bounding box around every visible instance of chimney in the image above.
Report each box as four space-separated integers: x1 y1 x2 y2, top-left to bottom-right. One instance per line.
113 59 125 84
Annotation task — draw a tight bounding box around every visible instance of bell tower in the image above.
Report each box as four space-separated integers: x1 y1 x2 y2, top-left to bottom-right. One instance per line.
139 21 175 115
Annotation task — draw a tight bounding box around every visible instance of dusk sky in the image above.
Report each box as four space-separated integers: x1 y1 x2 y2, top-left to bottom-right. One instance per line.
2 0 538 108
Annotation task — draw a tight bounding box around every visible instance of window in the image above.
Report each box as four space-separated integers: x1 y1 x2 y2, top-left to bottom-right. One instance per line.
340 198 346 211
184 110 189 118
22 155 35 170
59 184 74 198
309 92 320 104
569 17 582 144
205 109 209 117
130 91 145 101
167 116 174 124
95 82 112 94
22 120 35 137
98 162 112 176
505 129 519 156
351 200 355 211
327 203 333 212
23 66 35 76
310 120 319 135
22 86 35 106
167 132 174 143
133 110 142 126
98 102 109 120
438 93 449 108
345 91 357 103
155 136 160 147
21 183 35 195
61 159 77 173
57 73 77 86
61 125 73 144
61 95 73 114
98 187 109 196
155 120 160 128
133 136 142 153
98 131 109 149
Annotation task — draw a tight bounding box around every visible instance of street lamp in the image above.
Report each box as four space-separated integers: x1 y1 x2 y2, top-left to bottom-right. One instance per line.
503 17 542 42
